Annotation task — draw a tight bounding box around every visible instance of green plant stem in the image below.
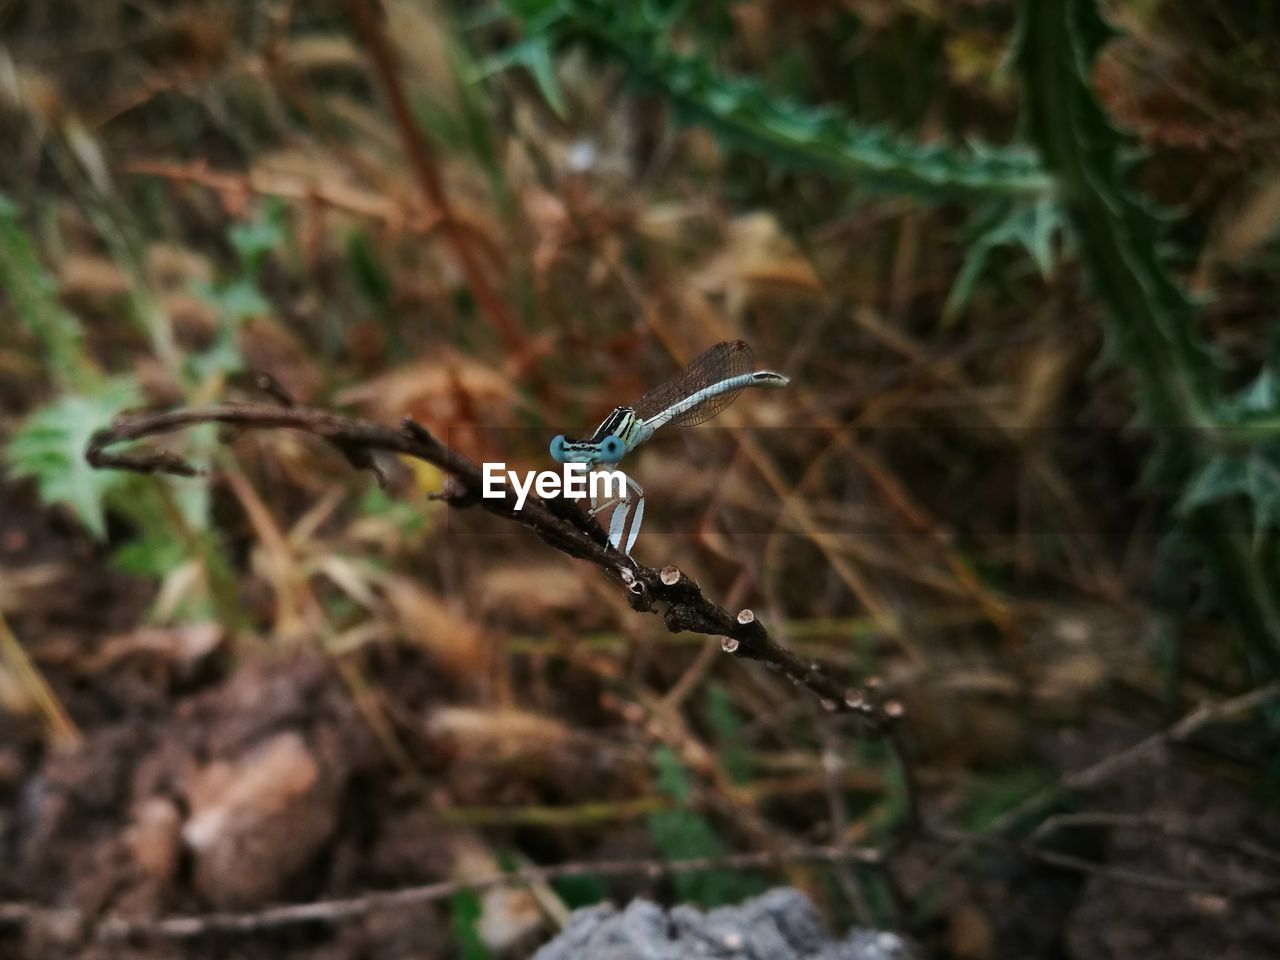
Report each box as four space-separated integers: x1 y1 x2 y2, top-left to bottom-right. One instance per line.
517 1 1050 200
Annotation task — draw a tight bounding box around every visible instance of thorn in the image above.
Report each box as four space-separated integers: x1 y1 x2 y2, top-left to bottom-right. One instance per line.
660 565 681 586
430 476 479 507
402 418 435 444
736 608 755 626
256 373 295 407
721 636 740 654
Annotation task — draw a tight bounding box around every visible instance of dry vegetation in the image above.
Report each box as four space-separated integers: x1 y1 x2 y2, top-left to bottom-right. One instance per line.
2 0 1280 958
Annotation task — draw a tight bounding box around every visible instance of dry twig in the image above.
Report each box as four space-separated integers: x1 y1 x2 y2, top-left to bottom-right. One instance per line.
0 844 883 942
84 401 892 732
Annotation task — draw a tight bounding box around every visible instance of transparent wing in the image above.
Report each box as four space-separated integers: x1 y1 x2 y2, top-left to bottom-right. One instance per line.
633 340 754 428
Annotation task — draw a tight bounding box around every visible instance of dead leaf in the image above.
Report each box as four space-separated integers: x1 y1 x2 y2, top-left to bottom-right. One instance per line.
90 623 223 672
1006 338 1078 433
183 731 339 908
0 563 66 613
238 316 325 404
381 576 490 680
947 902 994 960
474 564 592 627
1217 173 1280 264
427 705 575 762
693 213 823 320
276 35 364 77
57 253 130 304
338 353 518 463
451 837 546 953
126 797 183 881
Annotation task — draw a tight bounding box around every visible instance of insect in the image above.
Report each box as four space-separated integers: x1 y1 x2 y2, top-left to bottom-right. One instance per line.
550 340 789 554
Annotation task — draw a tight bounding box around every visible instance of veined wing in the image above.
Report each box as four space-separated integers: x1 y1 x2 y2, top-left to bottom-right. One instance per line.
633 340 755 428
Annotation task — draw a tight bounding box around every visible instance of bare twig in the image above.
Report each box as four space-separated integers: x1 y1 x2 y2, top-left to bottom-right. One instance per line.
0 845 882 942
919 682 1280 893
928 827 1280 901
1030 812 1280 867
6 823 1274 944
1001 681 1280 832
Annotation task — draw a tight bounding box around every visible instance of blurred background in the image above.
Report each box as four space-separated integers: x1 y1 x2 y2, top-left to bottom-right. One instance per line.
1 0 1279 957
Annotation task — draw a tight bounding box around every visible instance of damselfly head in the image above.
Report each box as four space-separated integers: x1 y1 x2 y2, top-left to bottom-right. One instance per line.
550 433 616 465
548 432 627 465
550 405 639 464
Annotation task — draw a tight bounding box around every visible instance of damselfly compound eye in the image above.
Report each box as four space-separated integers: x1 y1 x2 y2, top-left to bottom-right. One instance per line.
600 435 625 462
549 435 568 462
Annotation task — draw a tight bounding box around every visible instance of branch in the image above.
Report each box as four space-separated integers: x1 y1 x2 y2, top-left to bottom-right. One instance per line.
927 827 1280 901
84 400 893 732
6 824 1274 943
0 844 882 942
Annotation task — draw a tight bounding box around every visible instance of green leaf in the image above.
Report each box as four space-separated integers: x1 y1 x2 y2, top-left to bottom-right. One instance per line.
109 430 215 580
228 201 286 273
961 768 1055 833
943 198 1066 326
0 195 97 388
552 873 608 908
346 231 392 307
1016 0 1280 669
1246 453 1280 538
1181 457 1248 513
501 0 558 19
1240 370 1278 415
645 746 766 906
704 682 752 784
450 889 492 960
476 37 567 119
6 378 143 538
198 277 272 322
652 744 691 802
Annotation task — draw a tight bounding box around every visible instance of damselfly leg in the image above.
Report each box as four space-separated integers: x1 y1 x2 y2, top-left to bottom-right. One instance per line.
598 476 646 554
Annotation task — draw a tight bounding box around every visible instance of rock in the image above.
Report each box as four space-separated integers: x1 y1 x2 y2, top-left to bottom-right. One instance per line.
533 887 916 960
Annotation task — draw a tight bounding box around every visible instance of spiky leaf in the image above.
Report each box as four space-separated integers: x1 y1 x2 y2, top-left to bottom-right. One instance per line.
500 0 1050 201
7 379 143 538
1015 0 1280 666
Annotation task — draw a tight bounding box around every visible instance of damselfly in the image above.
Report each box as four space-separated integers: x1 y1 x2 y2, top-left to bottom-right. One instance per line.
550 340 788 554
